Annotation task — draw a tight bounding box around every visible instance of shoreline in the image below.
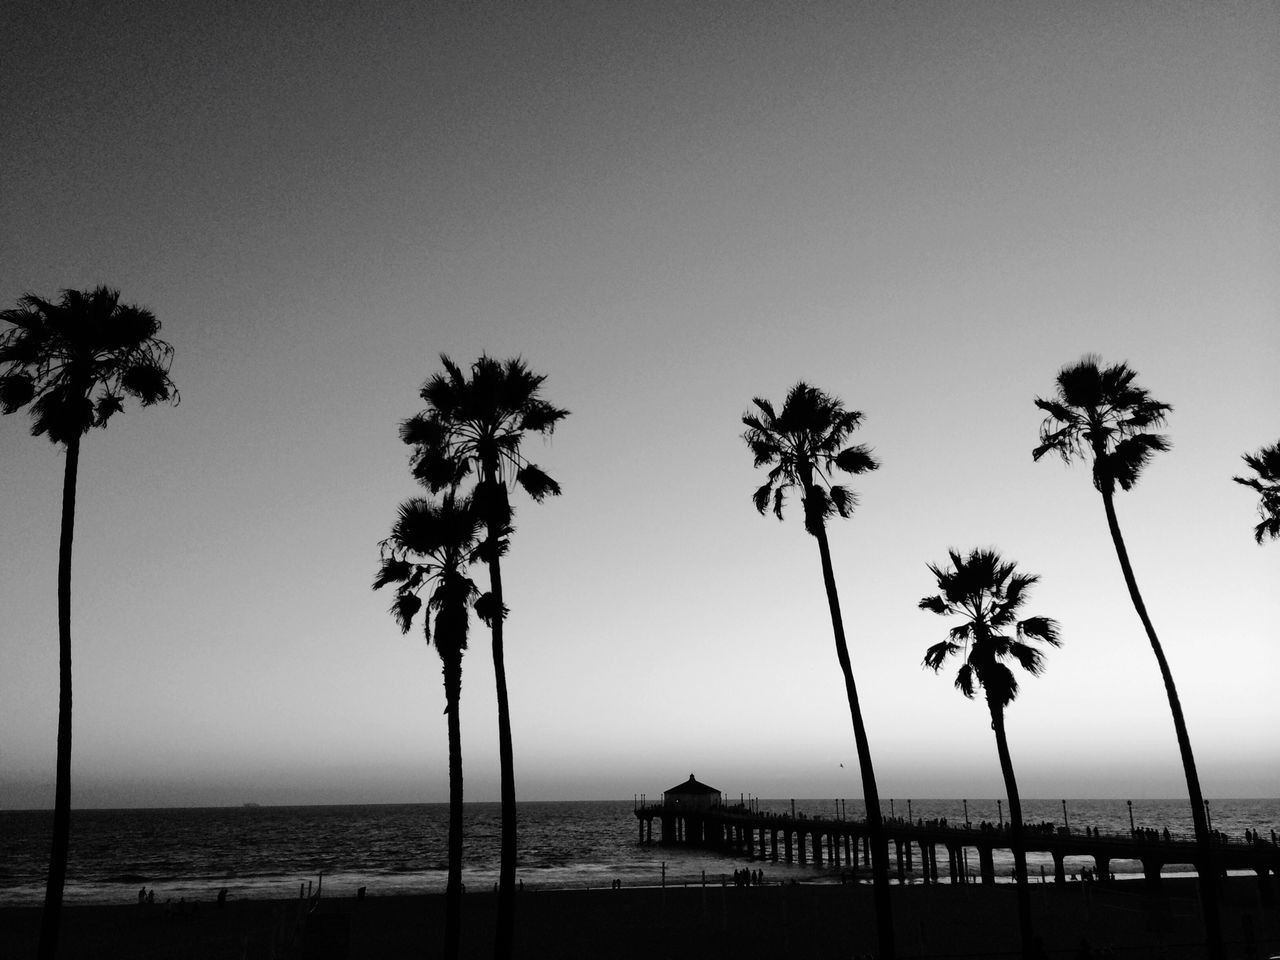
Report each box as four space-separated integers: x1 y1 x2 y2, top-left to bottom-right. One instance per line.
3 876 1276 959
0 865 1257 910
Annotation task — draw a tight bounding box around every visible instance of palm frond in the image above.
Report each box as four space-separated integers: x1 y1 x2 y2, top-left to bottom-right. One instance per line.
1233 440 1280 544
94 393 125 426
1241 442 1280 480
918 594 948 615
32 387 93 444
750 396 777 423
390 590 423 634
1033 398 1077 426
519 397 569 434
516 463 561 501
1007 641 1046 676
922 640 959 672
120 360 175 405
1017 616 1062 646
745 435 779 468
0 374 35 413
1002 572 1037 611
399 412 444 448
832 444 879 476
1106 433 1171 491
1055 355 1107 408
752 480 773 516
373 557 415 591
1256 514 1280 544
828 484 855 518
474 591 508 626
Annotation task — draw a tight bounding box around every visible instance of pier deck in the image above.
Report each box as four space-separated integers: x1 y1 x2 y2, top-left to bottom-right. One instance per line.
633 801 1280 891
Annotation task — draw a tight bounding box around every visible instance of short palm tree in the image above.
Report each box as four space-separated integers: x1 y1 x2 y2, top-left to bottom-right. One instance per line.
1033 355 1222 960
1233 441 1280 544
920 548 1060 960
742 382 895 959
375 492 482 960
0 286 177 960
400 355 567 960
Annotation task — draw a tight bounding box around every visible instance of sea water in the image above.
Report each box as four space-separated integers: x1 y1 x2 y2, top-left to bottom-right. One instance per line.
1 798 1276 906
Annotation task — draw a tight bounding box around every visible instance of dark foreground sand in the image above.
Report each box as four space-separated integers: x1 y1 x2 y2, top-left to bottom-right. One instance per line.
2 877 1277 960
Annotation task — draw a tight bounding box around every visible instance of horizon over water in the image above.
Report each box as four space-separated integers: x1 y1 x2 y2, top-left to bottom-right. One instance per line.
2 798 1276 907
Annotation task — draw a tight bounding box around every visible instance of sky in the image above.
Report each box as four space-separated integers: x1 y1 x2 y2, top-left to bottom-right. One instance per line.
1 1 1277 809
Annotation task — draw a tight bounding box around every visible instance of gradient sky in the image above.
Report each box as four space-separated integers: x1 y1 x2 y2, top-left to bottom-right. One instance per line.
2 1 1277 809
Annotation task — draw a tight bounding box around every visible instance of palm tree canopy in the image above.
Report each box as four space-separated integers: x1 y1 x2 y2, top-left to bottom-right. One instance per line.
920 548 1061 709
1233 440 1280 544
1032 355 1170 493
400 355 568 526
0 286 178 445
742 382 879 536
374 493 485 660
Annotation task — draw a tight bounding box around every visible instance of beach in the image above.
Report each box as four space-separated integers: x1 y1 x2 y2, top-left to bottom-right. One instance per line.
3 877 1276 959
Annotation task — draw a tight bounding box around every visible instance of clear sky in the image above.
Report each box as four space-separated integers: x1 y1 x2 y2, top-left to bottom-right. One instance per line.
1 1 1277 809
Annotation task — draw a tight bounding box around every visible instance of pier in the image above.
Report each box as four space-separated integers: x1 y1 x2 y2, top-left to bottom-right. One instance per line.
633 797 1280 894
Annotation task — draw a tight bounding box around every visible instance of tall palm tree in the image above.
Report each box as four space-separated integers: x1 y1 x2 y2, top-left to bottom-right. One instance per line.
375 492 483 960
1233 440 1280 544
742 382 895 959
1033 355 1223 960
0 286 177 960
920 548 1060 960
400 355 567 960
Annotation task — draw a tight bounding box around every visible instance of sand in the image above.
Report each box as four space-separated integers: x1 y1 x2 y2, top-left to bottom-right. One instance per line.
2 877 1277 959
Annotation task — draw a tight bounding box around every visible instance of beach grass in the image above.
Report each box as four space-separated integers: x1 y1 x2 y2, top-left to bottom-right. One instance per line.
2 876 1276 959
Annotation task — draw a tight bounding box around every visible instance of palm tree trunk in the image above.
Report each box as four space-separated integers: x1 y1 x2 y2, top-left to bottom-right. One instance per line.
811 521 896 960
988 699 1035 960
1100 487 1223 960
38 435 79 960
443 654 464 960
482 481 517 960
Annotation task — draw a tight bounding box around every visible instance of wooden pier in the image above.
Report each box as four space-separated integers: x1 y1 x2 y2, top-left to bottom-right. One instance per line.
633 799 1280 893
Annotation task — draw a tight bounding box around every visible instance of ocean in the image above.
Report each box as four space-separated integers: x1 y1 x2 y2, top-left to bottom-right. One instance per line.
1 798 1276 907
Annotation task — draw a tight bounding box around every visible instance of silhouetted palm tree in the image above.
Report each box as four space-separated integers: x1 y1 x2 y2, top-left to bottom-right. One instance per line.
0 287 177 960
742 383 895 959
1233 441 1280 544
375 492 483 960
920 548 1060 960
1033 355 1222 960
400 355 567 960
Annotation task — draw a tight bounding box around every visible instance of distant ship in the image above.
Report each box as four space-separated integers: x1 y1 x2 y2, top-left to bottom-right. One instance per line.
242 803 262 808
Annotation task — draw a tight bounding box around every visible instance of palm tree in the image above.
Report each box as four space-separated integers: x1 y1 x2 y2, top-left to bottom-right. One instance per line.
1233 440 1280 544
0 286 177 960
920 548 1060 960
375 492 483 960
742 382 895 959
400 355 567 960
1033 355 1223 960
